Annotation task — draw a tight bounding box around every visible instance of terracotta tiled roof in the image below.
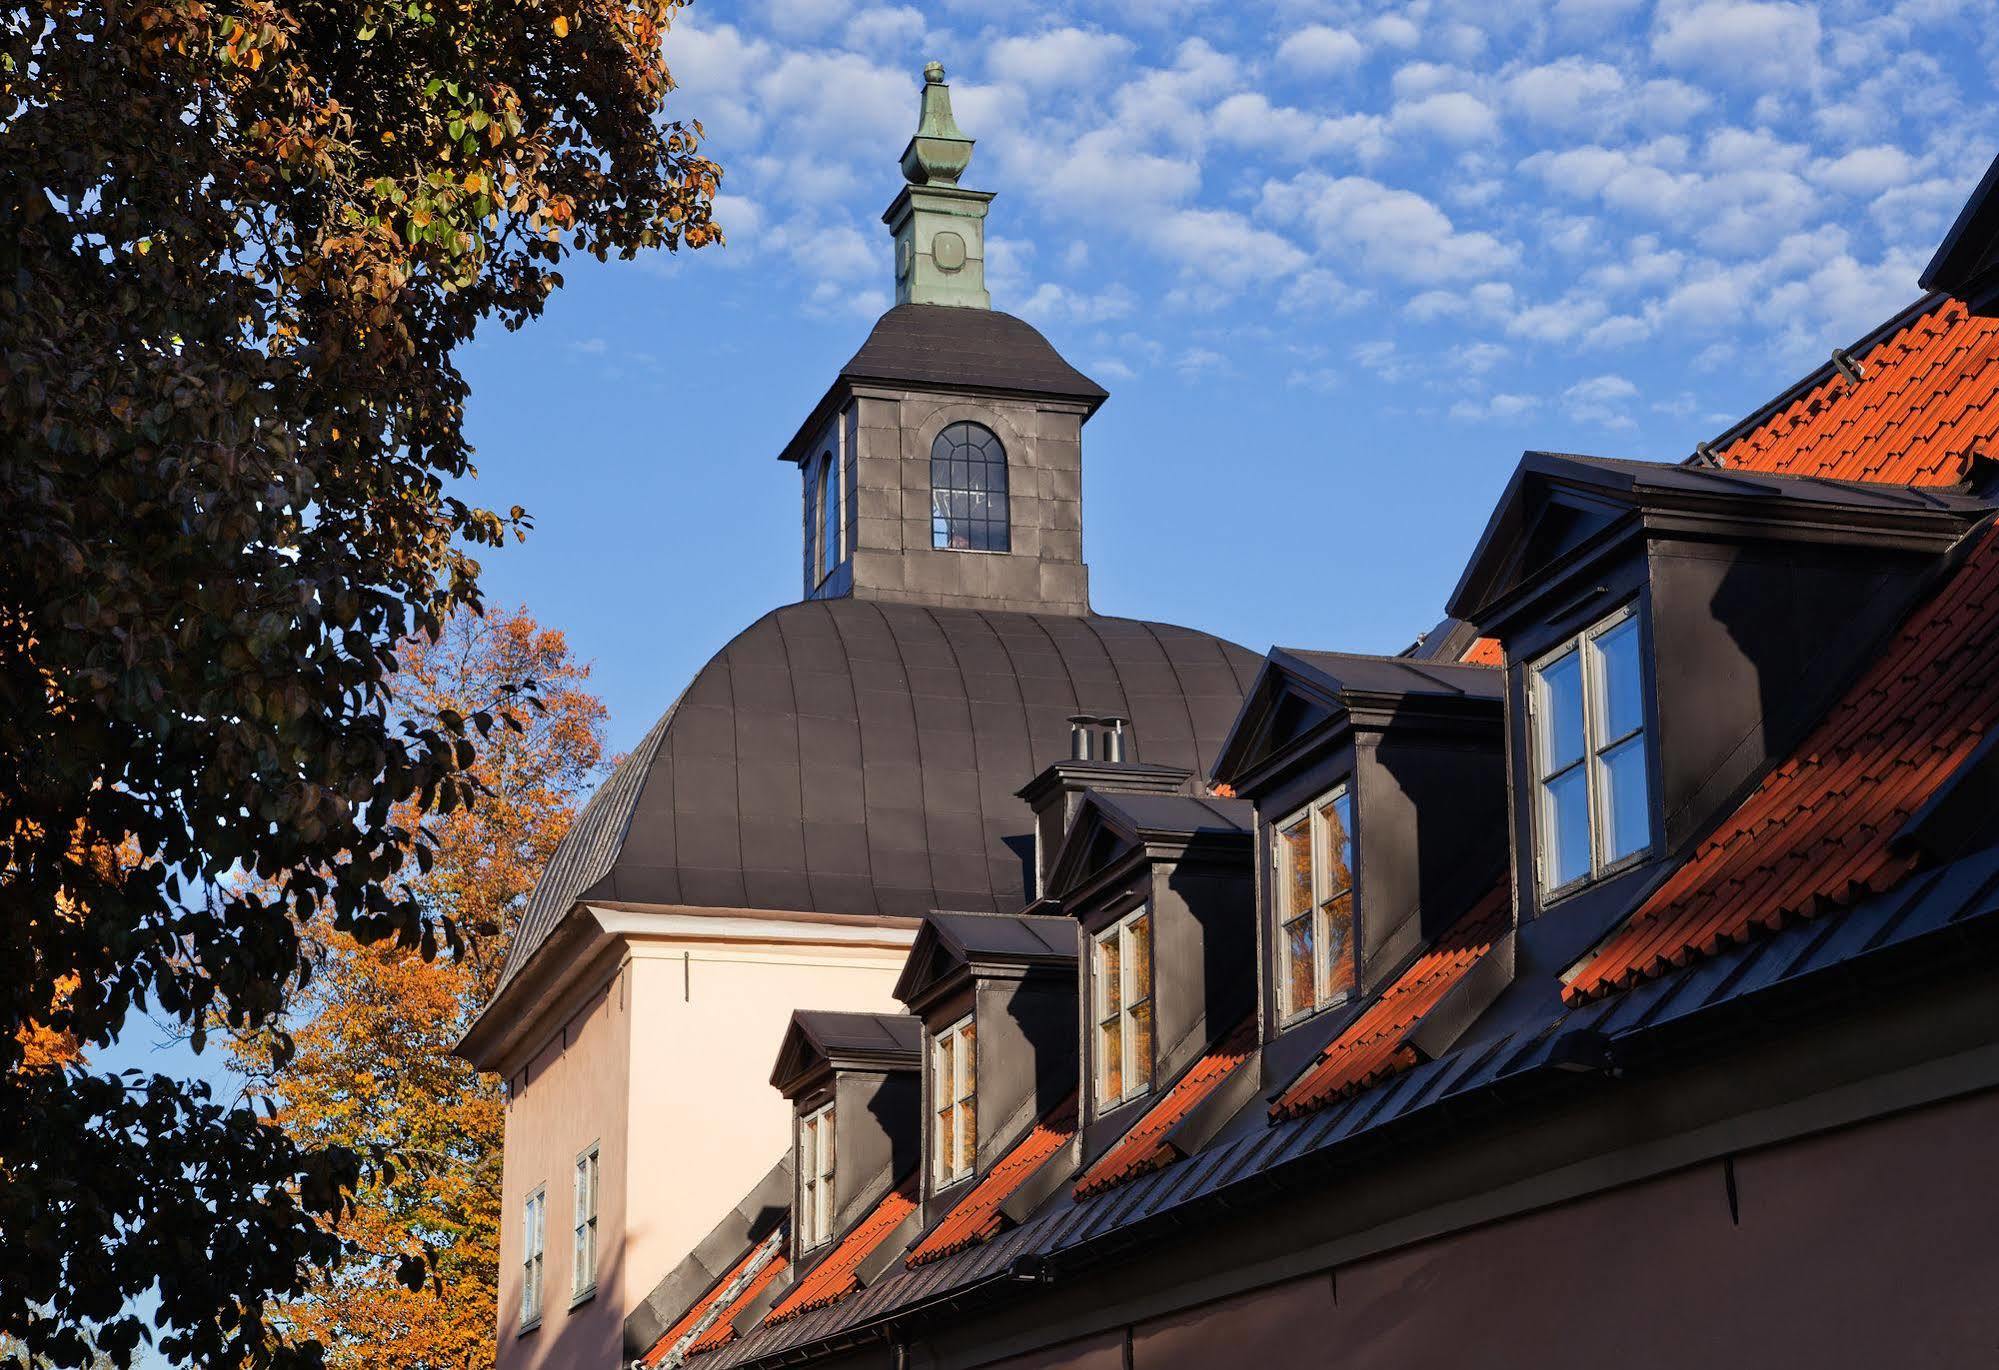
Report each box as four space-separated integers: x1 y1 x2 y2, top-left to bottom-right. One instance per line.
1072 1018 1257 1200
1716 296 1996 487
685 1253 788 1357
905 1094 1078 1267
1271 883 1511 1121
1460 636 1504 667
640 1238 773 1367
761 1175 919 1326
1566 519 1999 1004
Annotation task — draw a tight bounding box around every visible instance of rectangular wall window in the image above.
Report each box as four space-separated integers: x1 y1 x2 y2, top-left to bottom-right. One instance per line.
931 1014 977 1187
1531 604 1654 895
521 1186 546 1329
571 1144 599 1302
1093 907 1153 1109
1273 786 1357 1025
797 1101 836 1250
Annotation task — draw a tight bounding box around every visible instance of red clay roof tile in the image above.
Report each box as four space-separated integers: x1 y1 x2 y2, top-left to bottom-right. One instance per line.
1072 1018 1257 1200
1566 519 1999 1004
686 1253 788 1356
762 1175 919 1326
1460 636 1504 667
905 1094 1078 1268
641 1237 776 1367
1717 297 1998 487
1271 883 1511 1121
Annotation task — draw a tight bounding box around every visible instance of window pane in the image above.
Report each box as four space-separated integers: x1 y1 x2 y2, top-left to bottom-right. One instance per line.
958 1022 976 1099
1126 914 1151 1004
1536 649 1586 773
1097 934 1120 1017
1278 817 1313 920
1593 617 1645 740
1320 891 1355 1000
957 1098 976 1173
1544 767 1591 888
1128 1001 1153 1093
1282 914 1315 1018
1320 792 1353 894
1599 734 1653 862
1100 1017 1123 1101
936 1103 954 1176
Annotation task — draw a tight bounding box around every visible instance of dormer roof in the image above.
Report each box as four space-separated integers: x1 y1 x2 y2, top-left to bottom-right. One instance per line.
1446 451 1990 630
769 1011 922 1098
1921 151 1999 301
1041 791 1251 902
892 911 1077 1012
1211 648 1502 797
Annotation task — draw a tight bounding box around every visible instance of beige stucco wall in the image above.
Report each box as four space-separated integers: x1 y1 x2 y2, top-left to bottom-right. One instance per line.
491 910 915 1370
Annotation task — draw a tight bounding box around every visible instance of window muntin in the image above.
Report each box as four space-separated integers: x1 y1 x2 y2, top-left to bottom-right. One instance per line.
1532 606 1654 895
1093 908 1153 1109
571 1144 599 1301
797 1101 836 1250
931 1014 976 1187
814 451 840 584
1273 787 1357 1025
930 422 1009 552
521 1186 546 1329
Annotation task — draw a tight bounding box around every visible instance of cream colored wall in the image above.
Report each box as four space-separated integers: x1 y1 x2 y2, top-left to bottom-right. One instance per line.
496 965 632 1370
621 934 913 1326
491 915 913 1370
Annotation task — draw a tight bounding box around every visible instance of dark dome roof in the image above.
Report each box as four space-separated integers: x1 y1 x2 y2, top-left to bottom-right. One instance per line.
499 599 1259 991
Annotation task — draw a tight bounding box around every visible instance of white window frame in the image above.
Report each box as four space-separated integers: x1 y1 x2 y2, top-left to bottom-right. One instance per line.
570 1143 599 1304
931 1014 977 1189
1271 784 1358 1027
1529 602 1655 898
797 1100 837 1251
1092 906 1154 1111
520 1185 546 1330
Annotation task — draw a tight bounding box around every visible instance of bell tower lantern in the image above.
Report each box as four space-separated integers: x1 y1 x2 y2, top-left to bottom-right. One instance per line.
779 62 1108 617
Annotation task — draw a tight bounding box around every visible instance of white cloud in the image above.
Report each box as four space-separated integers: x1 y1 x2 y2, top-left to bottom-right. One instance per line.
1368 13 1421 48
1275 25 1365 74
1210 93 1390 163
1018 281 1136 324
1033 128 1201 219
1393 92 1501 144
1563 373 1641 427
1652 1 1824 87
1451 392 1539 420
841 6 924 52
1451 341 1508 373
1260 173 1518 282
1148 208 1308 286
1506 59 1625 131
988 28 1136 90
1811 145 1918 195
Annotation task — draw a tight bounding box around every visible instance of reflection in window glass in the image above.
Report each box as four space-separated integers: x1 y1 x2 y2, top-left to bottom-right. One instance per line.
932 1015 977 1188
1531 606 1654 894
1274 785 1357 1022
816 452 840 583
798 1103 836 1250
930 422 1010 552
1094 908 1153 1108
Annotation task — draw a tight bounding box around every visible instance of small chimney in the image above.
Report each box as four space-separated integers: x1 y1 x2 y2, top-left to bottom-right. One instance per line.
1066 714 1129 765
1017 724 1191 901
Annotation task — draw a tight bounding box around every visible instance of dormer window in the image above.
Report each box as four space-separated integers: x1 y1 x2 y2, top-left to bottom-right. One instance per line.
1092 907 1153 1108
1530 605 1653 896
797 1101 836 1251
930 1014 976 1187
1272 786 1357 1024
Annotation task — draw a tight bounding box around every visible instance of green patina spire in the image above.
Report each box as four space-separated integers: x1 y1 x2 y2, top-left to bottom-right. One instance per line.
884 60 992 309
900 61 974 186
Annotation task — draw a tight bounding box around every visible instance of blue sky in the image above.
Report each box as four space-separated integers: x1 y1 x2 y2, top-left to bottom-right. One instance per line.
100 0 1997 1356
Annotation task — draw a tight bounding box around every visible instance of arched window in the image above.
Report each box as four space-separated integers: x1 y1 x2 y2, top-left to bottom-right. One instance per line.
930 422 1009 552
815 450 840 583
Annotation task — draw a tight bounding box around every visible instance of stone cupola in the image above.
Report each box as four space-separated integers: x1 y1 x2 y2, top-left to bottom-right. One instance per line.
778 62 1108 616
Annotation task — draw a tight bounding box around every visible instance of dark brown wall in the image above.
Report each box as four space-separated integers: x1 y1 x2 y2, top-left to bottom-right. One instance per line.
980 1087 1999 1370
972 971 1077 1173
833 1069 919 1232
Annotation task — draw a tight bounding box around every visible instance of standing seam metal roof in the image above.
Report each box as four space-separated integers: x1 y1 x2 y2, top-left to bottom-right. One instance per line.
496 598 1259 993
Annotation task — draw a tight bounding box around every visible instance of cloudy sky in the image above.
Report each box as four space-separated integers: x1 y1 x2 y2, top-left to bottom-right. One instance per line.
464 3 1997 731
453 0 1998 760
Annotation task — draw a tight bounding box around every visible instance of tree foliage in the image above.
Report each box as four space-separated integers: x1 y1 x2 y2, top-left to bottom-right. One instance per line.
0 0 715 1356
231 607 606 1368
